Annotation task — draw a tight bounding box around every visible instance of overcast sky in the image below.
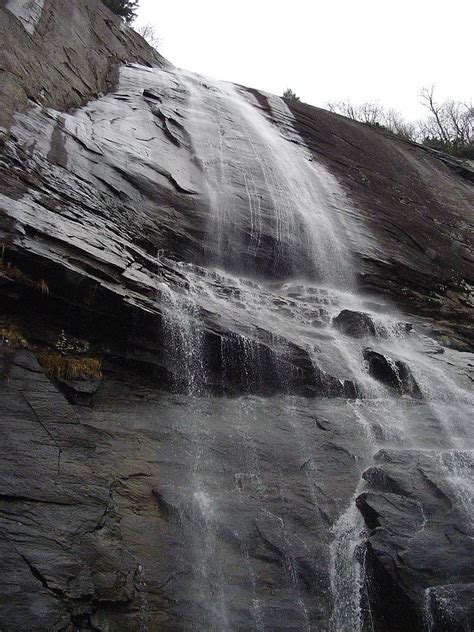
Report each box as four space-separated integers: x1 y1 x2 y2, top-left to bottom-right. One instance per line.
136 0 473 120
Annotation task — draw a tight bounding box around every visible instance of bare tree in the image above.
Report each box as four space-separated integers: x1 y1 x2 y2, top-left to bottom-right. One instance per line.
419 86 450 145
326 90 472 156
445 101 472 146
384 109 418 141
135 23 160 49
358 102 384 126
327 100 383 126
327 99 362 121
326 100 417 140
419 86 473 151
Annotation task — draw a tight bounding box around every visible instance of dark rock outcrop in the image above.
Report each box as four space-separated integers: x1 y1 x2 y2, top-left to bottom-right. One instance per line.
0 349 367 630
0 1 473 630
363 347 422 398
356 450 474 632
0 351 139 630
333 309 413 339
333 309 377 338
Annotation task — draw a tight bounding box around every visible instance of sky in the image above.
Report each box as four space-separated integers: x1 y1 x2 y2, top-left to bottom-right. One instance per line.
136 0 473 120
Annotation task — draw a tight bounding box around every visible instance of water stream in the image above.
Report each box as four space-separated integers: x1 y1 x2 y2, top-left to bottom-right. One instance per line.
147 69 473 630
3 14 471 625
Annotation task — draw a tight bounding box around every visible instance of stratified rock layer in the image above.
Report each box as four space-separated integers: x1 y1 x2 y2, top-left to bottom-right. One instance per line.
286 98 473 350
0 1 473 631
0 350 367 630
0 0 168 127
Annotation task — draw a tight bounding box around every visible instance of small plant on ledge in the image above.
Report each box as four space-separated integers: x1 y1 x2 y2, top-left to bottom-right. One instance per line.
36 330 102 382
36 352 103 382
0 258 49 295
283 88 301 103
0 317 28 349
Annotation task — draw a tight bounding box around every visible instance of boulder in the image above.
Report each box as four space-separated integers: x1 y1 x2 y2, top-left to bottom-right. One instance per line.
356 450 474 632
363 347 422 398
332 309 377 338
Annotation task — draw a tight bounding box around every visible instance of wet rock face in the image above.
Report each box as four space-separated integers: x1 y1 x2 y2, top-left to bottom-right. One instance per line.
203 329 357 398
0 350 368 631
0 0 168 127
427 584 474 632
363 347 422 398
0 0 473 630
332 309 377 338
356 450 474 632
286 100 474 351
0 352 138 630
332 309 413 339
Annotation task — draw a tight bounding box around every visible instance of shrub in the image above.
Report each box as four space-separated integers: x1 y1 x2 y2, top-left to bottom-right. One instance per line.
452 142 474 159
101 0 139 23
283 89 301 103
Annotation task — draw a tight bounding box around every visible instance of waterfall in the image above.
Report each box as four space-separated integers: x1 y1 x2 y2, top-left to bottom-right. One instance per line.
124 66 473 630
1 3 472 629
176 71 355 286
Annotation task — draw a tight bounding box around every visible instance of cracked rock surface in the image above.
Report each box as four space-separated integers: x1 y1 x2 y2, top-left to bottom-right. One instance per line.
0 351 367 630
0 0 473 630
0 0 168 128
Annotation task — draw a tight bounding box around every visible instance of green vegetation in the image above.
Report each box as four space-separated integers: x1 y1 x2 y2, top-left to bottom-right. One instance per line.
422 137 474 159
101 0 139 23
283 89 301 103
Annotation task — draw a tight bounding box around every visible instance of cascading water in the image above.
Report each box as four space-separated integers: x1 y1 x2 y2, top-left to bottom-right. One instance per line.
110 66 472 630
1 1 472 628
176 71 354 286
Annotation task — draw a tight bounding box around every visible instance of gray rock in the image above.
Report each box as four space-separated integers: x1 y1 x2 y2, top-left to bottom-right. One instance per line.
356 450 474 631
286 99 473 350
0 1 472 630
0 351 368 630
332 309 377 338
363 347 423 398
426 583 474 632
0 0 169 128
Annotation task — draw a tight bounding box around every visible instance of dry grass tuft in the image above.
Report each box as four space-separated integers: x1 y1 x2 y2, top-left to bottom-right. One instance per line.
0 260 49 294
0 317 28 348
36 352 102 381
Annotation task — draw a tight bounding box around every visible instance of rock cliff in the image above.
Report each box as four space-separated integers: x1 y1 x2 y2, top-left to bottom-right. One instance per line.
0 0 167 127
1 1 473 631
